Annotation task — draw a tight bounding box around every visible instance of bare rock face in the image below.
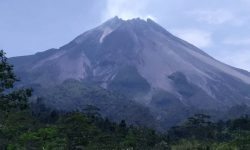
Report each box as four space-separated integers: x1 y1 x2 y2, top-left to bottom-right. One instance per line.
10 17 250 129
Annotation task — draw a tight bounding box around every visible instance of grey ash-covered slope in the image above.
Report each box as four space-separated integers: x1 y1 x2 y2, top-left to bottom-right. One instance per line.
10 17 250 128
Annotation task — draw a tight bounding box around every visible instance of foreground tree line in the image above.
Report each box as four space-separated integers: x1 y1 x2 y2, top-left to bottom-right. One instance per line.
1 50 250 150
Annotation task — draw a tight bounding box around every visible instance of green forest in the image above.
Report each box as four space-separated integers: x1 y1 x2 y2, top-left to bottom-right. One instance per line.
1 49 250 150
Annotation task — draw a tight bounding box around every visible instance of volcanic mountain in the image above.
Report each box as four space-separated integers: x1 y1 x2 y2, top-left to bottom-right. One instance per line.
10 17 250 130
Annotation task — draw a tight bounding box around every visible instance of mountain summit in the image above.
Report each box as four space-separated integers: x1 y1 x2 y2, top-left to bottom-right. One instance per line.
10 17 250 129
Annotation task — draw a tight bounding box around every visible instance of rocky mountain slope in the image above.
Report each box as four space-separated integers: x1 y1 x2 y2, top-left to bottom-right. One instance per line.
10 17 250 129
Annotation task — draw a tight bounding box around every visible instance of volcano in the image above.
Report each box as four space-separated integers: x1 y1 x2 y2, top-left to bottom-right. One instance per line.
10 17 250 130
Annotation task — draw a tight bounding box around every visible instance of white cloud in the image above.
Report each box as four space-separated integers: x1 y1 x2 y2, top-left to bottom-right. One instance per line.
102 0 156 21
171 29 212 48
189 9 244 25
223 37 250 46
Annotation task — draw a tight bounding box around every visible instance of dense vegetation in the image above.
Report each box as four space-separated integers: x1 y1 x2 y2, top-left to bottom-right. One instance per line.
2 50 250 149
168 114 250 149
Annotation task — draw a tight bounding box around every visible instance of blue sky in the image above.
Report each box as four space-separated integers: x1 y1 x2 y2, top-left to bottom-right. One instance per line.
1 0 250 71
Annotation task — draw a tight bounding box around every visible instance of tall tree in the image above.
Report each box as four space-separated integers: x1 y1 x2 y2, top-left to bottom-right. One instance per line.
0 50 32 112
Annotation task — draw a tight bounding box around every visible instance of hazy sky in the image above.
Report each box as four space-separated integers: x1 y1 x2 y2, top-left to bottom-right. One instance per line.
1 0 250 71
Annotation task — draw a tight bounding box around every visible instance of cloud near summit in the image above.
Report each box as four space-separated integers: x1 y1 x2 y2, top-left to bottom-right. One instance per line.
102 0 156 21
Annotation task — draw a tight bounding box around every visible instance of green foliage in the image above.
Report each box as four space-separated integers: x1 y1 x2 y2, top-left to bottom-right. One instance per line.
18 126 66 150
0 50 32 112
168 114 250 150
0 50 34 149
0 50 17 93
